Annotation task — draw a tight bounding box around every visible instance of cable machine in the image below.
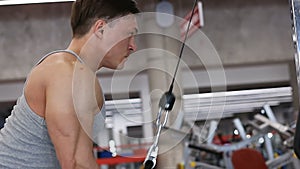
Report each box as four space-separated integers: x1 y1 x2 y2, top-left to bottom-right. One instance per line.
291 0 300 158
142 0 199 168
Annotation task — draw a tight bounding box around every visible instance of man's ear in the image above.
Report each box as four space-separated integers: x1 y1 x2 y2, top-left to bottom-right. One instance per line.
94 19 106 39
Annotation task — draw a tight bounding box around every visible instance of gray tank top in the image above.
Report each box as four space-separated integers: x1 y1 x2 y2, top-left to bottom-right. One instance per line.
0 50 106 169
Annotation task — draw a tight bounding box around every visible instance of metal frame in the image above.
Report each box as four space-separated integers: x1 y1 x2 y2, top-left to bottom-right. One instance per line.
291 0 300 159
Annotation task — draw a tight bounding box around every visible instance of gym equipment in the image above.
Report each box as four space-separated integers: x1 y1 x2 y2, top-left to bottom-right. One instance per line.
142 0 199 168
290 0 300 158
143 92 175 169
180 105 299 169
231 148 268 169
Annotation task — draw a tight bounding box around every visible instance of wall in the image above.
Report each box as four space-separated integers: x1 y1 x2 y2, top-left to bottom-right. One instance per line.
179 0 294 67
0 2 72 80
0 0 295 80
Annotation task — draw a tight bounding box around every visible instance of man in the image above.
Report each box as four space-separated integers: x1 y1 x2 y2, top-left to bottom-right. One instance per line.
0 0 139 168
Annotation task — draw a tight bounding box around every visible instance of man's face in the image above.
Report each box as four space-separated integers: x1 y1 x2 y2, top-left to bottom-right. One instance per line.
101 15 138 70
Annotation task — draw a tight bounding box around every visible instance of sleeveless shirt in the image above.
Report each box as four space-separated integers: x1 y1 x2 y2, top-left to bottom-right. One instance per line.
0 50 106 169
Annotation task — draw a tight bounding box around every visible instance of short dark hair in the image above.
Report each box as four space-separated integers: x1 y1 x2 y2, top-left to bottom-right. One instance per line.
71 0 140 38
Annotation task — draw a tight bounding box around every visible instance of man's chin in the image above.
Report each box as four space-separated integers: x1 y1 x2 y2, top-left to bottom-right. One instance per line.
116 58 127 70
104 63 124 70
116 65 125 70
115 62 125 70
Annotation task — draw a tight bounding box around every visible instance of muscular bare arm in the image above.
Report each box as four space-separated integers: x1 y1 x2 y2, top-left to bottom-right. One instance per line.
45 61 100 169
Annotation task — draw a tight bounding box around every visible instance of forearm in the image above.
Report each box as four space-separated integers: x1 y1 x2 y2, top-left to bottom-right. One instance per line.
75 162 99 169
75 154 99 169
74 134 99 169
59 157 98 169
57 149 98 169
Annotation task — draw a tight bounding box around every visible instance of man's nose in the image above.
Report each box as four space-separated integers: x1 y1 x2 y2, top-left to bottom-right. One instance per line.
128 36 137 52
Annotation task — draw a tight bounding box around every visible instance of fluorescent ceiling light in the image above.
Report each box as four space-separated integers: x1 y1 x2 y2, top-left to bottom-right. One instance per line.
0 0 75 6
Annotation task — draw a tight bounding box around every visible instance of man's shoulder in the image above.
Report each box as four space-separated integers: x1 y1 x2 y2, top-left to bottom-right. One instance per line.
37 53 79 74
29 56 77 87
